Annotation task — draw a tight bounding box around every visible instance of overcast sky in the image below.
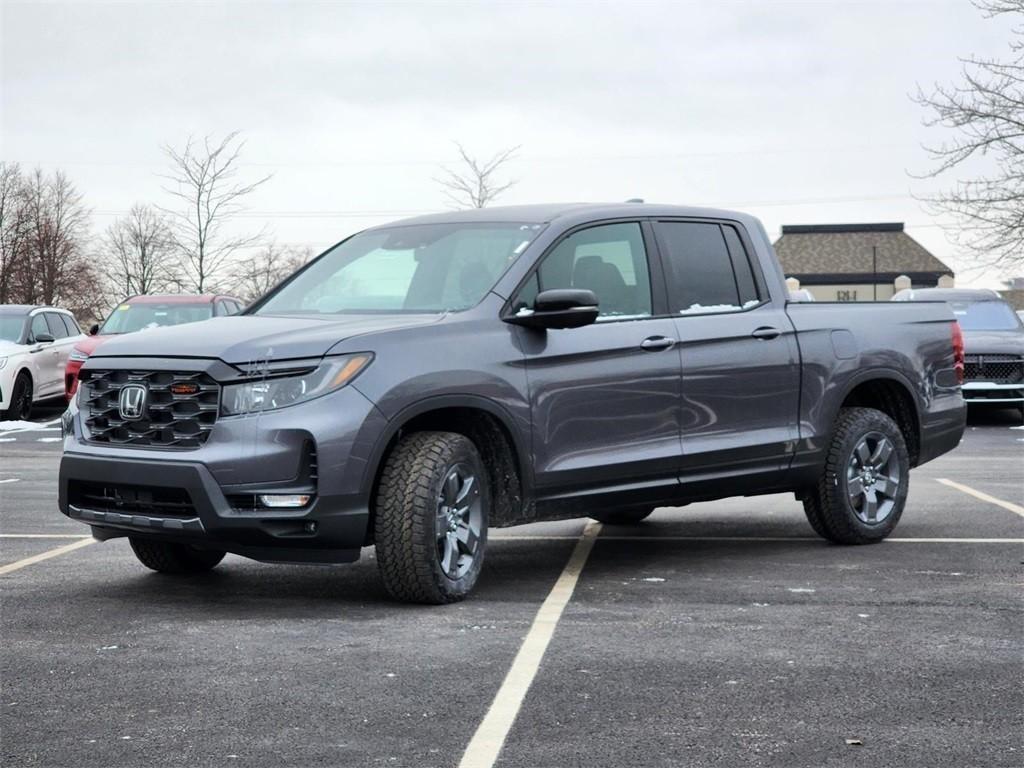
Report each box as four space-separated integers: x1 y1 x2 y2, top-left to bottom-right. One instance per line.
2 0 1017 286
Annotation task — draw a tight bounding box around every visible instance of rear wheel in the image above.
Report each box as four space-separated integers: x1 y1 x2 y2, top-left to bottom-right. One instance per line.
129 538 225 574
374 431 489 604
803 407 909 544
590 506 654 525
1 372 32 421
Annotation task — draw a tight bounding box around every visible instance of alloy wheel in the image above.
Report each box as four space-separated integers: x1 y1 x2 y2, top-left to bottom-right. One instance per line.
846 431 901 524
434 463 483 580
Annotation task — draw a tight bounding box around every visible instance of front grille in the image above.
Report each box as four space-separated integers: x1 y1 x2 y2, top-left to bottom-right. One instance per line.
963 355 1024 384
68 480 197 518
82 369 220 448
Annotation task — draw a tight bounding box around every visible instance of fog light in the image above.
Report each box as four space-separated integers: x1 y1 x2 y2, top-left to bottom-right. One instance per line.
257 494 311 508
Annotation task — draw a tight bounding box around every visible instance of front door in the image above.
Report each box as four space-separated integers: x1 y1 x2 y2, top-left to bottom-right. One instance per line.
511 222 682 505
652 219 801 486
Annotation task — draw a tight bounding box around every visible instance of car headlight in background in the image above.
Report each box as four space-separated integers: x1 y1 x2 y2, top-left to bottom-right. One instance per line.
221 353 372 416
68 349 90 363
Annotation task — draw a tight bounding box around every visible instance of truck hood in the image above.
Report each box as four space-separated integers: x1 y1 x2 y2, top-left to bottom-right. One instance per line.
89 313 443 364
962 328 1024 356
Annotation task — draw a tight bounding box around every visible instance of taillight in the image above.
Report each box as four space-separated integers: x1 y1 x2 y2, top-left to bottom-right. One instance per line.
951 320 964 384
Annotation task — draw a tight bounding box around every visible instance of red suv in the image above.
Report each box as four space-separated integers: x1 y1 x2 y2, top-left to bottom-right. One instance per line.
65 294 244 399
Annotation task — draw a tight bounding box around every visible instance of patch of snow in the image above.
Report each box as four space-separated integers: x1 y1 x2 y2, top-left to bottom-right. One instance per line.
787 587 815 593
0 420 60 434
36 437 62 443
857 613 870 618
0 438 15 442
641 577 666 583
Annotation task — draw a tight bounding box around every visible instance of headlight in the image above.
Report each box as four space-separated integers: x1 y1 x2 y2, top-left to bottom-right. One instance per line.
221 353 372 416
0 356 7 370
68 349 90 363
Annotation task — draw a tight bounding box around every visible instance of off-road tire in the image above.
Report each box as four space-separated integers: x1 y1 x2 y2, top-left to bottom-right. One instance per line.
1 372 32 421
590 506 655 525
129 538 226 574
374 431 490 604
802 407 910 544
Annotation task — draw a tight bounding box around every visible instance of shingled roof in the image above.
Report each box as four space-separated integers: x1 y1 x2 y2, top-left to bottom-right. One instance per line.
773 223 953 277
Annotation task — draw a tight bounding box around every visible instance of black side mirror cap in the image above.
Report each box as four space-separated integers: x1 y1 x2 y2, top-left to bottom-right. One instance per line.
89 324 100 335
504 289 600 330
34 333 55 343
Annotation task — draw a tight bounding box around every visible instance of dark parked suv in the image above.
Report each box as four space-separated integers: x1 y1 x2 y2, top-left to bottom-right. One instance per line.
59 204 966 603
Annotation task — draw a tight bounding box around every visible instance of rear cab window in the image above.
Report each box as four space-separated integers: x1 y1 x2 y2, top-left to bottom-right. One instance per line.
655 221 763 315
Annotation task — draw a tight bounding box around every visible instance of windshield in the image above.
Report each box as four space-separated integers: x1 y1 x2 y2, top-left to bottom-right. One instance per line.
0 316 25 343
99 302 214 334
949 300 1022 331
255 222 544 315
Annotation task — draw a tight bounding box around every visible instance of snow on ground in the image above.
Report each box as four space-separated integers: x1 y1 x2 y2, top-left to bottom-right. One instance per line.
0 420 60 433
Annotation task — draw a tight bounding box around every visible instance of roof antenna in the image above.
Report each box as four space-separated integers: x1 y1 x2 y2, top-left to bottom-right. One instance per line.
625 198 645 204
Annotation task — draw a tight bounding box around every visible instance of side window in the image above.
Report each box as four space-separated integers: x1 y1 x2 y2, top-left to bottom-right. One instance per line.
30 314 49 341
45 313 70 339
61 314 81 336
515 222 652 319
721 225 760 306
214 300 229 316
657 222 747 315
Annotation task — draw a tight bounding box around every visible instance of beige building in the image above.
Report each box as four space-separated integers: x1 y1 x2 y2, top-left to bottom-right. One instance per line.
773 223 954 302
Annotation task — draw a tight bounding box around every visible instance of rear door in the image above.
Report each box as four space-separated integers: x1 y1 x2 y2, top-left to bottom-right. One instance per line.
27 313 59 397
653 219 801 485
511 221 683 505
44 313 76 397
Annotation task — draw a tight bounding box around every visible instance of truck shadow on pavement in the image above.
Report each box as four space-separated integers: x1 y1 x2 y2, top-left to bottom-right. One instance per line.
66 535 861 617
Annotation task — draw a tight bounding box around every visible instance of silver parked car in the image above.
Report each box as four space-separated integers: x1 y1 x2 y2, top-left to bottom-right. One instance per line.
894 287 1024 416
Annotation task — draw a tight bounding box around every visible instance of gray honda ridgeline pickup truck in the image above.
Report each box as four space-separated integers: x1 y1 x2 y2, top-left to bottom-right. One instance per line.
59 204 966 603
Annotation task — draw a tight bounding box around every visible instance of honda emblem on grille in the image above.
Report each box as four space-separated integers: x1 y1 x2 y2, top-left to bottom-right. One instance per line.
118 384 148 421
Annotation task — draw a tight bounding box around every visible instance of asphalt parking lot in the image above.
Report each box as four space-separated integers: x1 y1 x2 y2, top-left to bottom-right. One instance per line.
2 403 1022 768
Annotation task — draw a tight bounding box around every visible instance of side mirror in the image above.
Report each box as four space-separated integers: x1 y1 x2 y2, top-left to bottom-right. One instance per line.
89 324 100 335
505 289 600 330
34 332 55 344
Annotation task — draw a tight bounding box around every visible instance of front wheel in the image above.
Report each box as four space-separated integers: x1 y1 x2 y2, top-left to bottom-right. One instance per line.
590 506 654 525
374 431 489 604
1 372 32 421
129 538 226 574
803 407 910 544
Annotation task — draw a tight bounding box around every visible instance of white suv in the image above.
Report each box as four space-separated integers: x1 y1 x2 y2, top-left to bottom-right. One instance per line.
0 305 85 421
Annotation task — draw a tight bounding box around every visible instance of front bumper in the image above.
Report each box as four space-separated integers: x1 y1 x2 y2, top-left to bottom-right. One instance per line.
961 382 1024 404
59 380 388 564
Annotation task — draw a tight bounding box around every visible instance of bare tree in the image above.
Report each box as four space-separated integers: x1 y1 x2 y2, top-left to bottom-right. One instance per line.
160 131 270 292
233 242 313 304
914 0 1024 272
0 163 31 303
436 142 520 208
100 204 178 298
20 168 92 307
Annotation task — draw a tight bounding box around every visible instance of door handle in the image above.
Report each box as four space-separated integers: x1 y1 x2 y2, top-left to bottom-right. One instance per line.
640 336 676 351
751 326 781 341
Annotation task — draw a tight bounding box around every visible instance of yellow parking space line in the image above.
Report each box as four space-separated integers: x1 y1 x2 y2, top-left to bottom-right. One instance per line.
458 522 602 768
0 534 91 539
0 538 95 575
937 478 1024 519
